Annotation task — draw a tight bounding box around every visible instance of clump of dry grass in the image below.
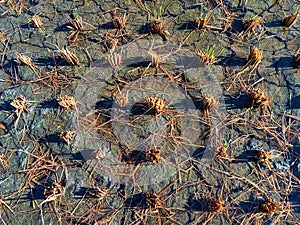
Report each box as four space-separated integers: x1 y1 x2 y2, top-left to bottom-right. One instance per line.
30 15 43 28
0 153 9 170
194 14 211 30
249 88 273 108
258 198 281 214
58 47 81 66
281 11 299 27
67 16 85 42
57 95 75 110
59 130 76 146
16 54 39 75
10 95 28 129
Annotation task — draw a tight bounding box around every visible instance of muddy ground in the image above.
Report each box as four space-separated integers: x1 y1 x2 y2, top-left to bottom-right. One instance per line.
0 0 300 224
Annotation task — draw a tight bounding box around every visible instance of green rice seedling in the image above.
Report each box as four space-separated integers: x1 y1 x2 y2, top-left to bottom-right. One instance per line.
149 6 170 39
195 45 224 65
